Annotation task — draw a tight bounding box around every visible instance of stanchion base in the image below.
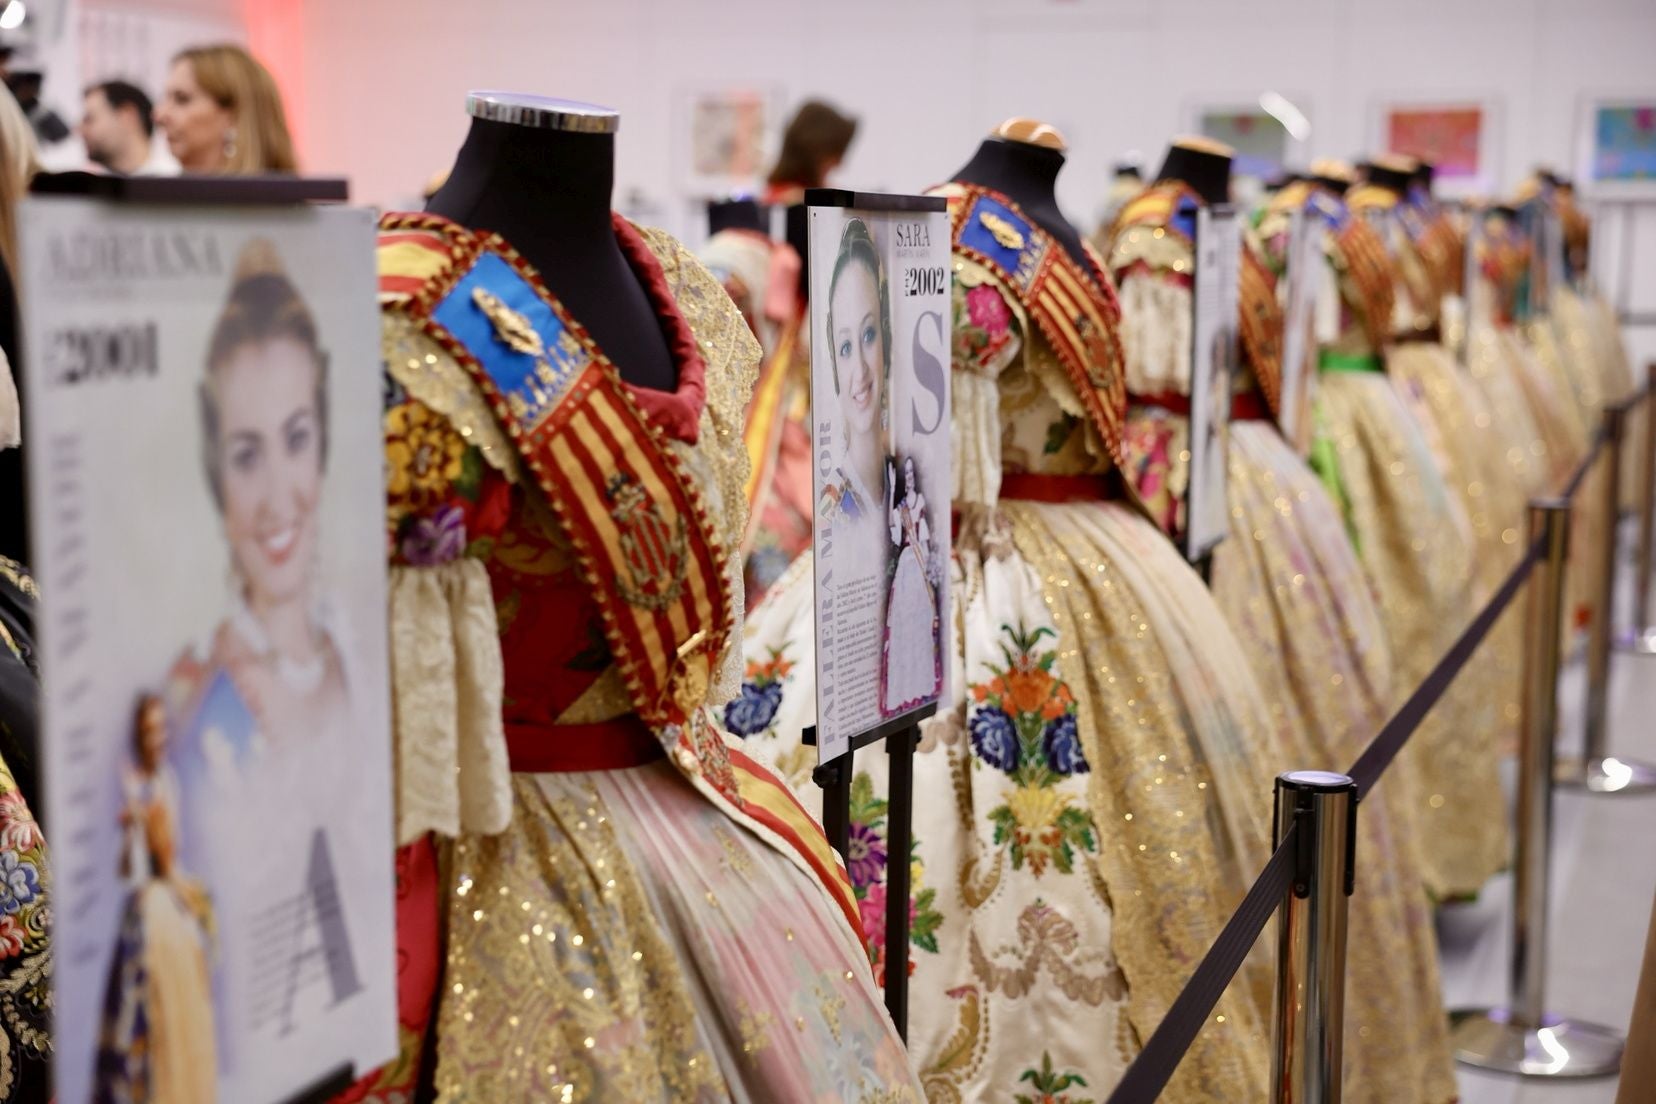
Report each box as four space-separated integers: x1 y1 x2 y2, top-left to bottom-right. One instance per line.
1616 627 1656 655
1554 755 1656 793
1448 1009 1623 1077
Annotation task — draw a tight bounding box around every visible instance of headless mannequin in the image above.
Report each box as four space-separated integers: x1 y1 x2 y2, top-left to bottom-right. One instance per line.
950 123 1091 270
708 198 768 237
1411 161 1437 197
427 96 675 391
1154 138 1233 205
1364 159 1414 197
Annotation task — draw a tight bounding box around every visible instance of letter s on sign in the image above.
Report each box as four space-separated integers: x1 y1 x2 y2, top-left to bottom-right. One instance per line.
909 309 946 437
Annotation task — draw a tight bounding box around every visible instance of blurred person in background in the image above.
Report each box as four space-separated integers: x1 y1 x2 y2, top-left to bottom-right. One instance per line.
155 44 295 174
764 98 856 205
81 80 176 176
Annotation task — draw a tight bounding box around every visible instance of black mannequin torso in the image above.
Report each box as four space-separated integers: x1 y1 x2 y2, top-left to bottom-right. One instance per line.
951 138 1091 270
1312 174 1352 198
1155 143 1232 206
427 114 676 391
1365 162 1412 197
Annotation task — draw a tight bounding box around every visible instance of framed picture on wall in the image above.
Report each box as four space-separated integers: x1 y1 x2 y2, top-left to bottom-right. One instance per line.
672 84 785 199
1574 96 1656 197
1372 98 1498 197
1183 95 1312 181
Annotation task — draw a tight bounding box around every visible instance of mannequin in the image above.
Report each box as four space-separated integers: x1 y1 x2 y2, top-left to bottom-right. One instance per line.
707 197 767 237
950 118 1090 269
1363 154 1416 197
426 93 675 391
1153 136 1233 205
1411 159 1437 195
1309 158 1356 197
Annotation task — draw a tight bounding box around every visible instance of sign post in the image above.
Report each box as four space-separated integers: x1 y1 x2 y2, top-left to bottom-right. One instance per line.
1186 204 1241 565
802 189 951 1036
21 175 398 1104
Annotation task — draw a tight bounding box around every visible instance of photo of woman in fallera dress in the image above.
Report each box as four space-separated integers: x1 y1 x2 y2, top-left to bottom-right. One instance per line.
881 454 940 714
94 694 217 1104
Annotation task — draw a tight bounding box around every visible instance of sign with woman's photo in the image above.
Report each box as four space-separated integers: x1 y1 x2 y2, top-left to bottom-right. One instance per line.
807 194 950 763
1185 204 1241 561
19 195 396 1103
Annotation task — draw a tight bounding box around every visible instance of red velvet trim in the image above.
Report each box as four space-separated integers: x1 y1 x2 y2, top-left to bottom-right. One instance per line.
998 473 1116 503
1135 390 1270 421
611 214 707 445
506 715 667 773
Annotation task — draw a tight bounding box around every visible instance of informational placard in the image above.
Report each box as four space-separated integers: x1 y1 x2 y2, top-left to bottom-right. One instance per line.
1276 207 1321 454
807 193 950 763
21 195 397 1104
1186 204 1241 561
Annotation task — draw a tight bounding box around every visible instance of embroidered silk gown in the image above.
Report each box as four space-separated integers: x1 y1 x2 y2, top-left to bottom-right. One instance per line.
1264 182 1508 901
1107 181 1457 1103
736 183 1279 1103
0 559 49 1104
346 213 918 1103
699 229 812 608
1350 183 1530 762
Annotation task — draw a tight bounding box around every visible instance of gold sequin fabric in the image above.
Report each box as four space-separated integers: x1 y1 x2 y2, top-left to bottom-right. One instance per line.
1387 341 1530 750
1211 422 1457 1102
435 765 917 1103
1313 371 1509 899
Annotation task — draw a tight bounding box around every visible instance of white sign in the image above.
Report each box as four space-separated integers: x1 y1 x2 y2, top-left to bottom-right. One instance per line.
1277 207 1321 454
21 196 397 1104
808 200 951 762
1186 205 1240 561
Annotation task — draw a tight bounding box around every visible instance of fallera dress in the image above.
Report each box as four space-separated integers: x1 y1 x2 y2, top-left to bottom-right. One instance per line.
339 212 919 1103
735 182 1281 1103
1261 181 1508 901
1107 180 1457 1103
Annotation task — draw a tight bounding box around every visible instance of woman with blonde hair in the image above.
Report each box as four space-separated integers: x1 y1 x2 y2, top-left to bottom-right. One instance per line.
155 44 296 174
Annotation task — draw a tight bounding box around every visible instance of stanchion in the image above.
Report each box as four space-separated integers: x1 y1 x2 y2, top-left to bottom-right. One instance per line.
1619 362 1656 654
1559 402 1656 792
1450 499 1625 1077
1271 771 1356 1103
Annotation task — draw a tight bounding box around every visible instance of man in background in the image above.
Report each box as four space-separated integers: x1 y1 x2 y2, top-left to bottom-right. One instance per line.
80 80 176 176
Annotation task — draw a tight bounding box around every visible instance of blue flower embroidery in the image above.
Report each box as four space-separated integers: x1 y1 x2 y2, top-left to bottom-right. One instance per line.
0 852 40 915
1042 713 1089 776
724 680 783 738
968 706 1020 772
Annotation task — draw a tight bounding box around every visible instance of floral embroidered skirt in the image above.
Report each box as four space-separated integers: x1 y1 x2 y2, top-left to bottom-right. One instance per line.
1313 371 1509 900
1212 421 1457 1103
734 499 1288 1104
431 764 919 1103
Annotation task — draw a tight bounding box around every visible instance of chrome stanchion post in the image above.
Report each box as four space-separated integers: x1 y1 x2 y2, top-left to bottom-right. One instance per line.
1620 362 1656 653
1271 771 1356 1103
1451 499 1624 1077
1559 403 1656 792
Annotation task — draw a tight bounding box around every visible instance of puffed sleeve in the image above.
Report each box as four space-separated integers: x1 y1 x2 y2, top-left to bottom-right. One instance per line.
381 310 514 845
952 265 1025 510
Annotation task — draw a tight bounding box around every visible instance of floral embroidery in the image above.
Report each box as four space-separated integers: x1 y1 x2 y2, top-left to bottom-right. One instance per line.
1121 413 1181 536
955 283 1015 370
0 915 23 960
0 793 40 854
969 623 1098 877
0 852 39 914
400 503 466 566
385 400 467 506
384 390 513 567
1016 1051 1094 1104
846 773 944 986
723 646 793 737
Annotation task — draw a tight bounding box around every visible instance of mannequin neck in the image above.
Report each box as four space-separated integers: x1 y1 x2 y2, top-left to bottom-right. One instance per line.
428 118 617 259
1365 164 1413 196
951 138 1089 269
425 116 675 390
708 198 768 237
1155 145 1231 205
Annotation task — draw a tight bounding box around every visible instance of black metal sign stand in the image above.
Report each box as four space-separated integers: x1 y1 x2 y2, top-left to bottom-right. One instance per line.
279 1062 357 1104
804 701 934 1041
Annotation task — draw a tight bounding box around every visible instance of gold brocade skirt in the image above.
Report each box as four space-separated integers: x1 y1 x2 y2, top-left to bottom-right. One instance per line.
735 499 1283 1104
433 765 920 1103
1313 370 1510 899
1212 421 1457 1103
1388 341 1530 747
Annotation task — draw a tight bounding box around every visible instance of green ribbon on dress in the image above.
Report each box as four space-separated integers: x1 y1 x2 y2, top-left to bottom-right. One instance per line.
1316 350 1385 373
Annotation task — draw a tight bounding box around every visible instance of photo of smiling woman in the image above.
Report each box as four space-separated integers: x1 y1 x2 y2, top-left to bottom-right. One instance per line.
821 218 890 538
189 238 350 758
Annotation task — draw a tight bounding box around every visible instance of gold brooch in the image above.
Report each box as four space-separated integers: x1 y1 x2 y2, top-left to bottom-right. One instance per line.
978 210 1025 251
472 287 545 358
